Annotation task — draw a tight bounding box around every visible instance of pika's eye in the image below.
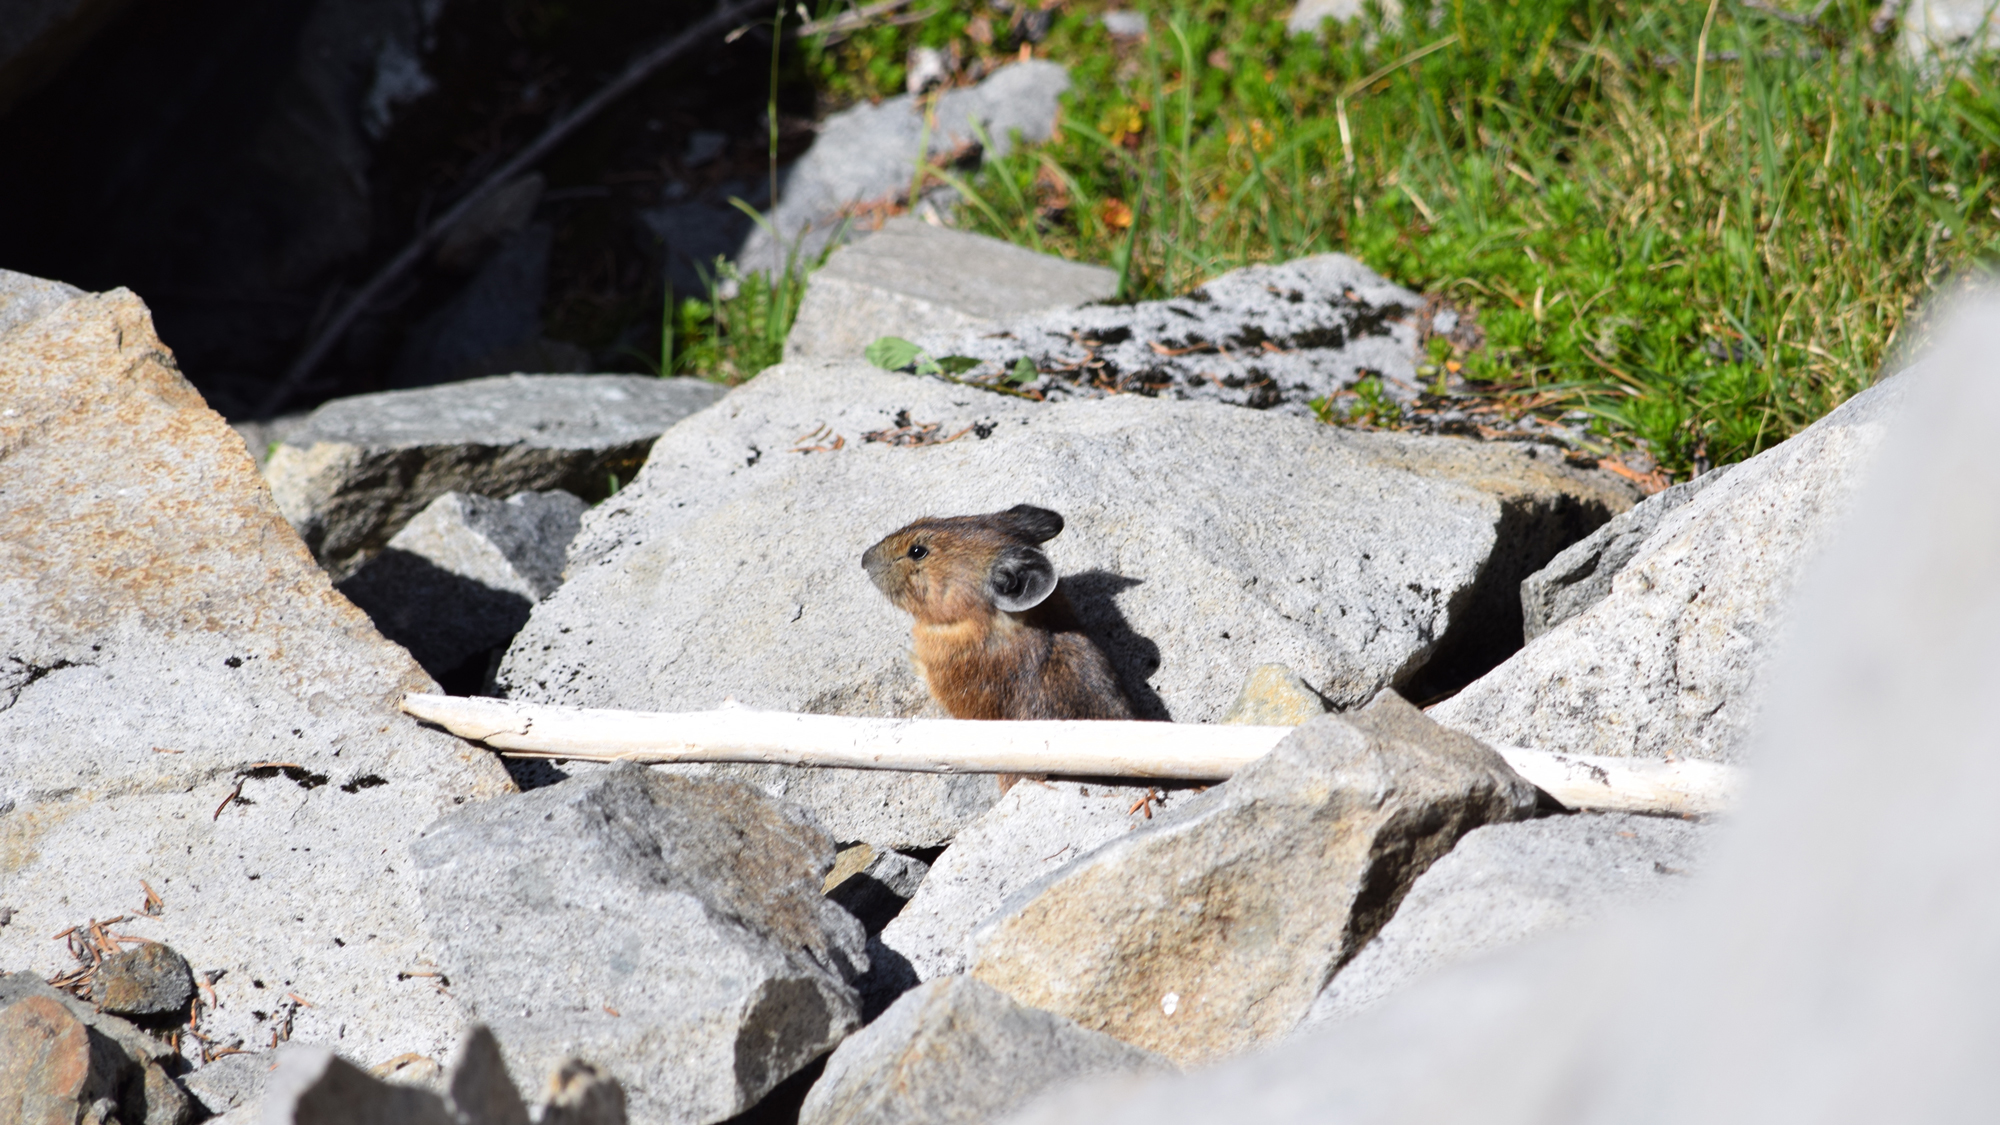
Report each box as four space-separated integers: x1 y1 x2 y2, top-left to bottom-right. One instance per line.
907 543 929 561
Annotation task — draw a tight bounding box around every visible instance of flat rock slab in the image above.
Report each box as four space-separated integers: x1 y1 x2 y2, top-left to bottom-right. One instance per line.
783 217 1118 362
799 975 1169 1125
912 254 1426 416
967 693 1539 1065
737 62 1070 274
411 764 866 1125
879 780 1168 984
336 489 586 686
0 276 515 1075
1302 811 1713 1025
263 373 724 577
1433 371 1913 762
495 360 1628 845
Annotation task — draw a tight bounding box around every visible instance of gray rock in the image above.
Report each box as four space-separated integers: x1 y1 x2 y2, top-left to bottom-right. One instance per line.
1901 0 2000 55
263 373 725 577
336 490 587 684
499 357 1634 721
178 1052 270 1118
0 278 517 1069
495 358 1629 845
736 62 1071 274
1002 295 2000 1125
1100 10 1150 37
446 1027 532 1125
879 780 1166 984
912 254 1426 418
782 217 1119 362
827 846 932 934
1217 664 1328 725
1432 372 1914 763
262 1047 455 1125
90 941 195 1019
410 763 866 1125
1288 0 1384 34
229 414 311 472
798 976 1170 1125
0 269 81 339
967 693 1539 1064
1520 466 1733 642
1302 812 1713 1025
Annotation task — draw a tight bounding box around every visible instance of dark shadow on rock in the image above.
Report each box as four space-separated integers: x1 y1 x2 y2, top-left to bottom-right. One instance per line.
1399 491 1623 705
501 757 571 791
1061 570 1170 721
855 936 920 1024
717 1052 827 1125
335 549 534 689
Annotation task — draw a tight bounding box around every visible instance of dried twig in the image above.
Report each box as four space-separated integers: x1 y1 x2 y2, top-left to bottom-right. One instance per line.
259 0 779 417
400 693 1743 815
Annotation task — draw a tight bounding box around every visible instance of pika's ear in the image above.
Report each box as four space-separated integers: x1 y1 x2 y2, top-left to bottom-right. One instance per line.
999 504 1064 544
988 545 1056 612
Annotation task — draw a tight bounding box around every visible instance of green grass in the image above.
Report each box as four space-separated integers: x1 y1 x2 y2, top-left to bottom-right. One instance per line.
689 0 2000 477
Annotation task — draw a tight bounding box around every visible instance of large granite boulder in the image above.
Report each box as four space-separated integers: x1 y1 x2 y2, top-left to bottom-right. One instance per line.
0 274 515 1074
999 297 1999 1125
1432 371 1913 763
493 359 1633 845
410 765 867 1125
783 217 1118 362
262 373 724 578
966 693 1539 1065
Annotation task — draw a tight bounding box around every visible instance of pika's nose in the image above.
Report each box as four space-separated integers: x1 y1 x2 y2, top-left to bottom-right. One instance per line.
861 541 889 583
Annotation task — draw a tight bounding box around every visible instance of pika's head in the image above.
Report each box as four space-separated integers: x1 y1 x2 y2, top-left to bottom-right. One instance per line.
862 504 1065 624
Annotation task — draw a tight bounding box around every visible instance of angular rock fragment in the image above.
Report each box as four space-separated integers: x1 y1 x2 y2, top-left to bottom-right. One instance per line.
262 373 724 577
735 62 1071 273
538 1061 628 1125
913 254 1426 415
1301 811 1713 1025
0 274 515 1067
495 360 1632 844
826 845 931 934
798 976 1170 1125
1520 466 1732 642
784 217 1117 362
177 1052 269 1120
411 764 867 1125
967 693 1539 1064
879 780 1166 984
1433 371 1914 762
336 489 586 687
0 995 113 1125
90 941 195 1020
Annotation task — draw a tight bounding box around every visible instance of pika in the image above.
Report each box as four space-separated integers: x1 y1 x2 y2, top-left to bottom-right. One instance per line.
861 504 1135 721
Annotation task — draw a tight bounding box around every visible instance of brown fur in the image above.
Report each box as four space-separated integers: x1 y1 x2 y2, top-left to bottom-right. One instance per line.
861 505 1134 723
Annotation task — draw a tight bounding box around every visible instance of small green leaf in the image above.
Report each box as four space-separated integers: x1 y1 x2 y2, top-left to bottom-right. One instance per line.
913 356 942 376
935 355 982 375
1008 356 1038 384
865 336 924 371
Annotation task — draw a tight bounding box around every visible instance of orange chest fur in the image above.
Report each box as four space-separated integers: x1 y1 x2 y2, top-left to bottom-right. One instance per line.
910 614 1044 718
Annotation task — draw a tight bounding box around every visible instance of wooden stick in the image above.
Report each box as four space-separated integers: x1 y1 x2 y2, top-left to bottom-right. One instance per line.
400 694 1740 815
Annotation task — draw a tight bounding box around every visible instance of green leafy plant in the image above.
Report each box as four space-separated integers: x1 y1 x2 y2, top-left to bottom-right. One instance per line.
864 335 983 376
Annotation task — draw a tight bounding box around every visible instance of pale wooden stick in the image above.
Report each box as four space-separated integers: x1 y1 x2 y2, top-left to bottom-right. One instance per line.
400 694 1740 814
